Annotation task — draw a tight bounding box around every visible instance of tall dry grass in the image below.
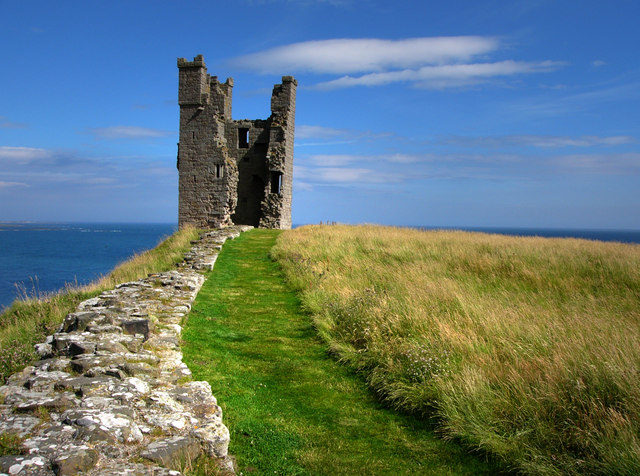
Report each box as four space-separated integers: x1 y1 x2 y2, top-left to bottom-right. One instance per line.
271 224 640 474
0 226 200 381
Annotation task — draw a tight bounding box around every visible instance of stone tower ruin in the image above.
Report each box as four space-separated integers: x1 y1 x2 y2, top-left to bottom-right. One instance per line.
177 54 296 229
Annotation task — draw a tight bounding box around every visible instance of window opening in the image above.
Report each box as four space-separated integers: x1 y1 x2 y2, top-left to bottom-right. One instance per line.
238 128 249 148
270 171 283 194
215 164 224 179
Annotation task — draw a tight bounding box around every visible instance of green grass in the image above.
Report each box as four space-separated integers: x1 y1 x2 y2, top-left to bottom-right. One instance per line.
0 226 201 382
183 229 499 475
272 224 640 475
0 433 24 456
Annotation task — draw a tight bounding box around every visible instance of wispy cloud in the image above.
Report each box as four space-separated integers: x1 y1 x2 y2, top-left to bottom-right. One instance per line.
293 153 425 188
295 165 405 184
441 134 636 148
554 153 640 174
88 126 174 140
231 37 499 74
0 181 29 188
296 125 351 139
243 0 353 6
231 36 561 89
510 78 640 117
306 153 423 166
293 150 640 191
0 146 52 164
0 116 28 129
295 124 395 146
0 145 177 191
592 60 606 67
317 60 562 89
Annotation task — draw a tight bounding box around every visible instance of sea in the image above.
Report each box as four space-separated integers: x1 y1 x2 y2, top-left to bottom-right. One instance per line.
0 223 176 312
0 223 638 312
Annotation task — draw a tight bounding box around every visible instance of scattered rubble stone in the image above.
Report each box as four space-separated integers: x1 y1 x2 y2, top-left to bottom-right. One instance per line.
0 226 250 475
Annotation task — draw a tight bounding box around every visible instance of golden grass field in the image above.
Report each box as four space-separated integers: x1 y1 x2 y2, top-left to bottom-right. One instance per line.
272 224 640 475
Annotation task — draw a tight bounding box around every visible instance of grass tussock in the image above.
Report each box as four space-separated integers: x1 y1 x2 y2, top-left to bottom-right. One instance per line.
0 226 200 382
271 224 640 475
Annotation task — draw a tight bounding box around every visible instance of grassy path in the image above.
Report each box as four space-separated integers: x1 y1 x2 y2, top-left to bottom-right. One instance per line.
183 229 499 475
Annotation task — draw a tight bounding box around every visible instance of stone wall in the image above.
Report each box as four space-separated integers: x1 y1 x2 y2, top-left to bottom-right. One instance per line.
0 226 251 475
177 55 296 230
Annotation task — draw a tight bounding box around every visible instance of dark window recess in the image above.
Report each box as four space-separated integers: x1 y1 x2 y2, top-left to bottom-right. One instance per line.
238 128 249 148
270 171 283 194
215 164 224 179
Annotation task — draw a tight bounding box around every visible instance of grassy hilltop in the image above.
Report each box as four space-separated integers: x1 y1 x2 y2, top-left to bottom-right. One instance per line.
183 230 499 475
2 223 638 474
271 225 640 475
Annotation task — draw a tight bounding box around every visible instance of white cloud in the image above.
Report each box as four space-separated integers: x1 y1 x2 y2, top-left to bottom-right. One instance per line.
387 153 422 163
0 146 52 163
231 37 499 74
294 181 314 191
316 60 563 89
443 134 636 148
295 164 404 184
0 181 28 188
308 154 357 166
295 124 394 146
296 125 350 139
231 36 562 89
302 153 424 167
89 126 173 139
554 153 640 174
592 60 606 67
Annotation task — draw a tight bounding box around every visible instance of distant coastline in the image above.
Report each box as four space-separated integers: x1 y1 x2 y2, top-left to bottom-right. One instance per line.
413 226 640 244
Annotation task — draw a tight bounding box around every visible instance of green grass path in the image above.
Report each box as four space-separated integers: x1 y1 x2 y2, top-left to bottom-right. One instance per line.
183 229 499 475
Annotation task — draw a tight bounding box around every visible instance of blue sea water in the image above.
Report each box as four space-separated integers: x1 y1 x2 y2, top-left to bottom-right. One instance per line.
414 226 640 244
0 223 176 311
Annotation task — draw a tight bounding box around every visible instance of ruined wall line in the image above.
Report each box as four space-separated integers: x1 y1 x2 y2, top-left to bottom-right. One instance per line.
0 226 251 475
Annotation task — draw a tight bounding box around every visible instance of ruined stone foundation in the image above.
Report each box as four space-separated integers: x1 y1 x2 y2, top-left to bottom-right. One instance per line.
177 55 296 230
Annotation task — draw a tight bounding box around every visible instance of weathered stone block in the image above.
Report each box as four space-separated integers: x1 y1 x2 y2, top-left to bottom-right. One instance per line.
121 318 152 340
141 435 202 469
52 448 99 475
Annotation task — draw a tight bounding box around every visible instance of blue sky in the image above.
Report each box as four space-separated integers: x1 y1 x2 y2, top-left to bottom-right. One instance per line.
0 0 638 228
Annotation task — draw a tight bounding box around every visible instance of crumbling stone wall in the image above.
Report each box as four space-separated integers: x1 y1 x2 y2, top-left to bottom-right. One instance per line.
0 226 251 475
177 55 296 230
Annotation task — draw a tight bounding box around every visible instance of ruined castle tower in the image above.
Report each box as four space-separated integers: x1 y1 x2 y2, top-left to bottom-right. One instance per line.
177 54 296 229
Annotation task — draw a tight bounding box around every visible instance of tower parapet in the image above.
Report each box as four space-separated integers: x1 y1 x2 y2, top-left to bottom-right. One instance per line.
176 55 295 229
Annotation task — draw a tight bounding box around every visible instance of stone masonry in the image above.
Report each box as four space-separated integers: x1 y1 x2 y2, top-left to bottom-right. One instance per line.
177 55 296 230
0 226 251 475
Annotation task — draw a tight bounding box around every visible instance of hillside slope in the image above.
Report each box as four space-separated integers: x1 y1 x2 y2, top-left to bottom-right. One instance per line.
183 229 499 474
272 224 640 475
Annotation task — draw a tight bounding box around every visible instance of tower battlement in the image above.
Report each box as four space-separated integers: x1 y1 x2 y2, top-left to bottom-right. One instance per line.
176 55 296 229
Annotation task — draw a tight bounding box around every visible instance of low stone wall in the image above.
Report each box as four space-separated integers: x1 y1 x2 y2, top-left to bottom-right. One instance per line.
0 226 251 475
